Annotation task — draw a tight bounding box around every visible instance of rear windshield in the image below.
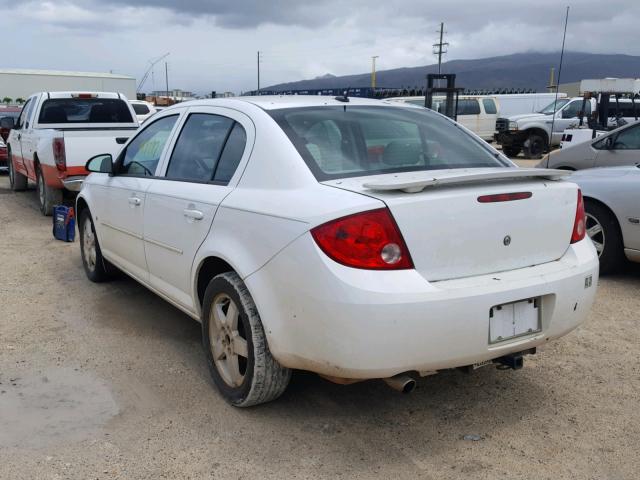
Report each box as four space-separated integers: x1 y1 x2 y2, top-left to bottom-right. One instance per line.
269 106 506 181
38 98 134 124
132 103 151 115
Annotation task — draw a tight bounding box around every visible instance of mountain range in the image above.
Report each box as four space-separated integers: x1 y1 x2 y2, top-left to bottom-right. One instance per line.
265 52 640 92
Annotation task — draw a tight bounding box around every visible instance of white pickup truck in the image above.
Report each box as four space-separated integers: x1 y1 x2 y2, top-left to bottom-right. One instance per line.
5 91 139 215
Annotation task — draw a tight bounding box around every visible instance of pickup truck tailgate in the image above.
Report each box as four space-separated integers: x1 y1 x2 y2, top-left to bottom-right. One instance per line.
61 128 137 167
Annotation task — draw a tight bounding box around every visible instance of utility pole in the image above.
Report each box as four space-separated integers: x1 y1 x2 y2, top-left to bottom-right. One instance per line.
257 51 261 94
432 22 449 75
371 56 379 89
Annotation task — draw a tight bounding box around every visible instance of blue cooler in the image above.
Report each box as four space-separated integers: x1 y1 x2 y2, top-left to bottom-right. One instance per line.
53 205 75 242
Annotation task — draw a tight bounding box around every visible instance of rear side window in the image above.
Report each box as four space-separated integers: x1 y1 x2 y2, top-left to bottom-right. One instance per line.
214 123 247 183
132 103 150 115
270 106 504 181
457 99 481 116
482 99 497 114
166 113 234 182
120 115 178 176
38 98 134 124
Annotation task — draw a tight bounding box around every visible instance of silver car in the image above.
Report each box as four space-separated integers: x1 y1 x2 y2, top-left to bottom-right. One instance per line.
540 120 640 171
571 166 640 273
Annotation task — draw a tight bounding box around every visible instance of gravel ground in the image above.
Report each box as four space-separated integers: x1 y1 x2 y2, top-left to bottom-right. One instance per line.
0 174 638 480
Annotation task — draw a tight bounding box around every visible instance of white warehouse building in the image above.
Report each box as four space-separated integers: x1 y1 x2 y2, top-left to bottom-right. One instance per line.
0 69 137 102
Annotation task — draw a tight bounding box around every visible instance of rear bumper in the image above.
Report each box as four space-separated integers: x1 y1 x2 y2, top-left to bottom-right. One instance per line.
246 234 599 379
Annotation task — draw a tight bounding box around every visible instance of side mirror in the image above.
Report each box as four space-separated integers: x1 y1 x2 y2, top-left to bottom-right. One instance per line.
0 117 15 129
604 136 614 150
85 154 113 173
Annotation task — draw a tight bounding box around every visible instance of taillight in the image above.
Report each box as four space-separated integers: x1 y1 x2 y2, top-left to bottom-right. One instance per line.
311 208 413 270
570 190 586 243
53 137 66 171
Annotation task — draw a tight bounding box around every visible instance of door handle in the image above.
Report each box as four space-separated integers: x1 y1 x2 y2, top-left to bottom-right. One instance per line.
17 134 21 141
183 208 204 221
128 196 141 206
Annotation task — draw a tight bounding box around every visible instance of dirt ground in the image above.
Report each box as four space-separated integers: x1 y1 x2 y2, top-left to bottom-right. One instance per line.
1 174 638 480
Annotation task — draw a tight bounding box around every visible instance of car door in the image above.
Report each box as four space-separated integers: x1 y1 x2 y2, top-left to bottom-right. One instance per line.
595 123 640 168
455 99 480 135
96 113 181 282
11 97 35 176
18 95 41 179
480 98 498 139
144 107 253 311
551 100 591 144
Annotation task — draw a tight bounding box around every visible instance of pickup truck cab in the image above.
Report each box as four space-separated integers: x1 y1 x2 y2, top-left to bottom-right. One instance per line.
495 97 639 159
6 92 138 215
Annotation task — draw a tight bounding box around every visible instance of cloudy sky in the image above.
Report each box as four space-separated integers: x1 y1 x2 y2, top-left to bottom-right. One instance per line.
2 0 639 94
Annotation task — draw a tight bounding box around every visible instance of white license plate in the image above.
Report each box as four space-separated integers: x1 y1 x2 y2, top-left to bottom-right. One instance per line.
489 298 540 344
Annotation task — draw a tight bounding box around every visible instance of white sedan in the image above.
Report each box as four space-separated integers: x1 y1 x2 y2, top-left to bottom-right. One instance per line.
77 96 599 406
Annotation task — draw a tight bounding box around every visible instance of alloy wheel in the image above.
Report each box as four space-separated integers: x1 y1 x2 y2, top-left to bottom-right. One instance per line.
586 212 605 257
83 219 97 271
209 293 249 388
37 170 45 208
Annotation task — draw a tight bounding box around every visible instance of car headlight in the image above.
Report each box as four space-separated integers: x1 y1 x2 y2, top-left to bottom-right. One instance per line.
508 121 518 131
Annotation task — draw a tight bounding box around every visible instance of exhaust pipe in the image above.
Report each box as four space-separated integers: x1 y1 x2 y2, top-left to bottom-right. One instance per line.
383 374 416 393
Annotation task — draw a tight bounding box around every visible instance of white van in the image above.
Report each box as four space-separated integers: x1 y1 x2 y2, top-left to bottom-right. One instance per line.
389 96 498 141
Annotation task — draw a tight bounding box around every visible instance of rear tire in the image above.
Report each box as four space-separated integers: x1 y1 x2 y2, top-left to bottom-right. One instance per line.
8 148 27 191
584 200 625 274
202 272 291 407
79 209 113 282
502 146 521 157
522 133 546 159
36 163 63 216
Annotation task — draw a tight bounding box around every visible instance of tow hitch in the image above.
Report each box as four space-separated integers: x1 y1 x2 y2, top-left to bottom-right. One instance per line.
494 348 536 370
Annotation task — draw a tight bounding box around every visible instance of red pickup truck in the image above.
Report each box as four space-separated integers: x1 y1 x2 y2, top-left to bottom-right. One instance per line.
0 107 21 171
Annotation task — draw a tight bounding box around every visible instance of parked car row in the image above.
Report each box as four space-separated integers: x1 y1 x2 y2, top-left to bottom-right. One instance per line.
5 92 635 408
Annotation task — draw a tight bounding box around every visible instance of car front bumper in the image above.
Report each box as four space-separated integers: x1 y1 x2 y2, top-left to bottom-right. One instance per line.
246 234 599 379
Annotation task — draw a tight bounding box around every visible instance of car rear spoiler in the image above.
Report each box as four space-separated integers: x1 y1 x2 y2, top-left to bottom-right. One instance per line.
362 168 571 193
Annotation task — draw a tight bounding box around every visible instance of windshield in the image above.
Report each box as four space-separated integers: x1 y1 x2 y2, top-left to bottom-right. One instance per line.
269 106 507 181
538 98 570 115
38 98 135 124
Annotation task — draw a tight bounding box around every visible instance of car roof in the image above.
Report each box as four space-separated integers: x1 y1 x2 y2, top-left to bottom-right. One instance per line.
163 95 403 111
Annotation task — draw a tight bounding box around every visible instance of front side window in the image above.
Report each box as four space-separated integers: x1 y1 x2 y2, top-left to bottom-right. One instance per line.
119 115 178 176
483 99 497 114
166 114 234 182
561 101 584 118
539 98 570 115
613 124 640 150
16 99 32 129
269 106 506 181
38 98 134 124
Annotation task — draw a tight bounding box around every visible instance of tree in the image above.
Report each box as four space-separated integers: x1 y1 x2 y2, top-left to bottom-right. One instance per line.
15 98 25 105
2 97 12 105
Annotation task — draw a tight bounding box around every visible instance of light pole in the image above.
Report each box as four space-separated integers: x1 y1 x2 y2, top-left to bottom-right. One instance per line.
371 56 379 89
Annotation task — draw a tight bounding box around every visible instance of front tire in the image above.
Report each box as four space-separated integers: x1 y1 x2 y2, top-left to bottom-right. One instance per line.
202 272 291 407
584 200 625 274
522 133 546 159
36 163 63 216
8 148 28 191
502 145 521 157
79 209 113 282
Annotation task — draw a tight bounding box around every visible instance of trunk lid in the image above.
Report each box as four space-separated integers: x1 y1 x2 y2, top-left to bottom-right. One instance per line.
323 168 577 281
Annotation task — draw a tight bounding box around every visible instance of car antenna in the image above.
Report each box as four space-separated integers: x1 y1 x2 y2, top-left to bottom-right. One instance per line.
335 87 350 103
